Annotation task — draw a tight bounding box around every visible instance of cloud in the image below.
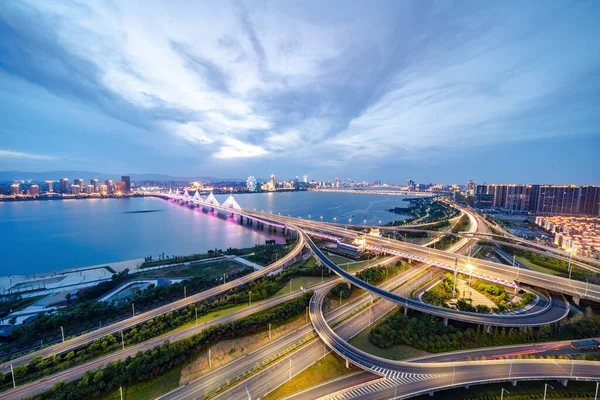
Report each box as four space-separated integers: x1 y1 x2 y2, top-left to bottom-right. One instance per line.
213 138 268 159
0 150 56 160
0 0 599 182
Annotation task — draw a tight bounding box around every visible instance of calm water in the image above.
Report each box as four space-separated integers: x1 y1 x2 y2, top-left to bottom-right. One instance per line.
0 192 410 275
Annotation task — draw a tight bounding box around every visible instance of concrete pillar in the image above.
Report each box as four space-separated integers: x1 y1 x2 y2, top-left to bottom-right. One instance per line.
404 307 408 316
573 296 580 306
511 381 517 387
561 380 568 387
443 317 449 327
428 392 434 397
486 325 491 333
347 281 351 290
346 359 350 369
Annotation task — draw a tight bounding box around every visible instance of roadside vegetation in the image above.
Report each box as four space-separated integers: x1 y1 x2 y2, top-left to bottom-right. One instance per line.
385 198 458 226
368 307 600 353
26 293 313 400
0 259 331 393
422 273 536 313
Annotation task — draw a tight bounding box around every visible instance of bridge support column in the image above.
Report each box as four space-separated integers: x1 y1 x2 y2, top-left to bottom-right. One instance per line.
511 381 517 387
486 325 491 333
347 282 351 290
443 317 449 327
573 296 580 306
346 359 350 369
513 285 518 294
428 392 434 397
404 307 408 316
561 380 568 387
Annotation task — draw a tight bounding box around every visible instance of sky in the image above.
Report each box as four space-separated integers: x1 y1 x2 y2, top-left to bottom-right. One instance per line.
0 0 599 185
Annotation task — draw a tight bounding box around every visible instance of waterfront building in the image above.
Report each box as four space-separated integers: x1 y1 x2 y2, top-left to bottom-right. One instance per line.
46 180 53 193
99 184 108 196
105 180 114 194
114 181 126 193
74 178 84 188
28 184 40 196
303 175 308 184
270 174 276 191
10 183 21 195
91 179 99 192
71 184 81 195
85 184 95 194
121 176 131 193
60 178 69 194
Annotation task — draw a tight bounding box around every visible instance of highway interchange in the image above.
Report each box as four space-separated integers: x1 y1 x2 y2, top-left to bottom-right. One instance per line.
2 193 599 400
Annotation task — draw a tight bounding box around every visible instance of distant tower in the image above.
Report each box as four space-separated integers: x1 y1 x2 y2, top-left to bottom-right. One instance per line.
270 174 276 191
91 179 99 192
29 184 40 196
74 178 84 188
121 176 131 193
335 177 339 189
60 178 69 194
46 180 54 193
303 175 308 184
10 183 20 195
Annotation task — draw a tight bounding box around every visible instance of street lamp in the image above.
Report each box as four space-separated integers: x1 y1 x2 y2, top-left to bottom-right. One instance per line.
466 263 475 298
500 388 510 400
543 383 554 400
567 247 575 279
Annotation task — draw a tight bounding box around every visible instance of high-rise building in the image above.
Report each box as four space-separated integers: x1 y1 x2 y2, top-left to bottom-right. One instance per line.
114 181 126 193
105 180 114 194
303 175 308 184
467 180 476 192
90 179 99 192
335 177 339 189
84 184 94 194
28 184 40 196
46 180 53 193
270 174 276 191
60 178 69 194
536 185 581 215
10 183 21 195
246 176 257 191
579 186 600 216
71 184 82 195
99 184 108 196
121 176 131 193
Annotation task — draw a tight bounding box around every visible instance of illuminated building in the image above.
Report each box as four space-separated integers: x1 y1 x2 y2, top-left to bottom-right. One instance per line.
46 180 53 193
85 185 95 194
29 184 40 196
60 178 69 194
121 176 131 193
99 184 108 196
90 179 99 192
114 181 126 193
71 184 81 195
303 175 308 184
10 183 20 195
105 180 114 194
74 178 84 188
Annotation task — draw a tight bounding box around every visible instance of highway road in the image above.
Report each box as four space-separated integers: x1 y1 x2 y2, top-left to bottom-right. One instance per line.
247 211 600 302
0 233 305 376
306 234 570 327
309 286 600 400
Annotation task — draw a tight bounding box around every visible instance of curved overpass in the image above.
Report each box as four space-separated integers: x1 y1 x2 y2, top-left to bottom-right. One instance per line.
246 211 600 303
309 286 600 400
305 234 569 327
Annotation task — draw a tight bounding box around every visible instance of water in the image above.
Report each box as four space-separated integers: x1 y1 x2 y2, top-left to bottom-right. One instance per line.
0 192 411 275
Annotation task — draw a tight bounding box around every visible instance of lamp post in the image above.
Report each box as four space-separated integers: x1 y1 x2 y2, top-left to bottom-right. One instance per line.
60 326 65 342
132 303 135 317
467 263 475 298
10 363 15 388
500 388 510 400
543 383 554 400
567 248 574 279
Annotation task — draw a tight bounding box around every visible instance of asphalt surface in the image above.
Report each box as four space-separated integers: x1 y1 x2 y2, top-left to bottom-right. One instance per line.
247 211 600 302
0 234 305 375
309 287 600 400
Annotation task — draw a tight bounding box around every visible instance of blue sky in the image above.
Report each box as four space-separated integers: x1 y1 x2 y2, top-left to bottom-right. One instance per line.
0 0 599 184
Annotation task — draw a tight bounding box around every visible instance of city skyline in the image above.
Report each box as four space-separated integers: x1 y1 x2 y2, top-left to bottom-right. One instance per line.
1 1 599 183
